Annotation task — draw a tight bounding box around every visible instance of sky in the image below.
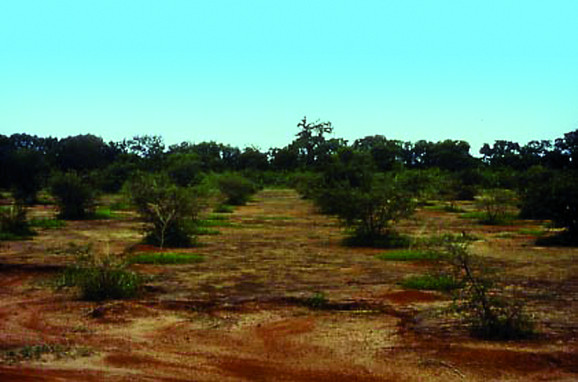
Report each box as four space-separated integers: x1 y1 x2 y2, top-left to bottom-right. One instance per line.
1 1 577 154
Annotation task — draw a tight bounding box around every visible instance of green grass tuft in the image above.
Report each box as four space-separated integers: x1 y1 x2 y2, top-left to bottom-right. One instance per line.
127 252 204 265
401 274 461 291
376 249 444 261
518 228 546 236
30 218 66 229
60 266 141 301
93 206 120 220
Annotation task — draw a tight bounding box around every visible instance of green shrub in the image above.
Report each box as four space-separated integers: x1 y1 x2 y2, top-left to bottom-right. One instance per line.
50 172 96 219
125 173 204 248
317 176 415 247
474 188 517 225
0 204 35 240
58 245 141 301
430 235 535 340
304 291 328 309
216 173 258 206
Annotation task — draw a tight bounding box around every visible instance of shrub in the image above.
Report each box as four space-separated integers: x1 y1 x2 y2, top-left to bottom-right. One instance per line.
430 234 535 340
474 188 517 225
520 170 578 245
317 176 415 247
304 291 328 309
0 204 35 240
290 171 324 200
7 149 48 204
125 173 203 248
50 172 96 219
166 153 204 187
216 173 258 206
58 244 141 301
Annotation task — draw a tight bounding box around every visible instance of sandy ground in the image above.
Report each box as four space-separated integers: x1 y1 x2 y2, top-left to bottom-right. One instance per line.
0 189 577 381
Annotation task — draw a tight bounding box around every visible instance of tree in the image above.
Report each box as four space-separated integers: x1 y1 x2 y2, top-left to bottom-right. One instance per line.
353 135 404 171
294 117 334 168
7 149 48 204
166 153 204 187
54 134 114 172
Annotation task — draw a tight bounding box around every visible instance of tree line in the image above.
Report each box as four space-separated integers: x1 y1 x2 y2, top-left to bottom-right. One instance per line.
2 118 577 200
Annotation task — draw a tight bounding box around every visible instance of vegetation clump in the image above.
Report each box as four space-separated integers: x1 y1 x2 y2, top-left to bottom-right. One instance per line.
321 176 415 248
50 172 97 219
520 169 578 245
400 273 461 291
0 204 35 240
127 252 204 265
429 234 535 340
58 244 141 301
125 173 204 248
376 249 443 262
216 173 258 206
474 188 517 225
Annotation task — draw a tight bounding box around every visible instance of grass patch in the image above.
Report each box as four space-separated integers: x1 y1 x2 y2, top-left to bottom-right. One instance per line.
213 204 234 213
460 211 517 225
192 226 221 235
423 204 465 213
376 249 444 261
29 218 66 229
93 206 120 220
518 228 546 236
127 252 204 265
205 214 230 221
401 274 461 291
198 219 236 227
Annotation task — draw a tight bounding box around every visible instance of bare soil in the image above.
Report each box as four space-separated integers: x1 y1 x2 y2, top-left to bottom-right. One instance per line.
0 189 577 381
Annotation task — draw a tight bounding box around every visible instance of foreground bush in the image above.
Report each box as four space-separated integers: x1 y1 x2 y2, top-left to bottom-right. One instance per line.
0 204 35 240
58 244 141 301
125 173 203 248
50 172 96 219
429 234 535 340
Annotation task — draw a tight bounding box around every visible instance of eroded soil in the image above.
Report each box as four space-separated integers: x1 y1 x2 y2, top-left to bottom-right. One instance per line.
0 189 577 381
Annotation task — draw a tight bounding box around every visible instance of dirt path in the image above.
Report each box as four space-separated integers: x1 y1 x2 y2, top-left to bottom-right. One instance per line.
0 189 577 381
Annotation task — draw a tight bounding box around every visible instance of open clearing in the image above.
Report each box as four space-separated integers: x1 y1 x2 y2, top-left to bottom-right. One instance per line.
1 189 577 381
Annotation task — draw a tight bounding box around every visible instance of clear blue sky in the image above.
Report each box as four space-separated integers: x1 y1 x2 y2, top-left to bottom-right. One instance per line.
1 1 577 153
